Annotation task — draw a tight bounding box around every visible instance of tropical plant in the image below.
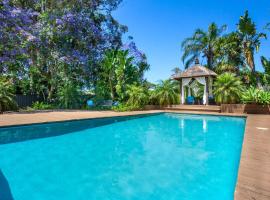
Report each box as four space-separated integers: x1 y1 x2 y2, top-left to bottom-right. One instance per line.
181 23 226 69
237 11 266 73
260 56 270 88
241 87 259 104
239 70 257 86
215 32 244 73
112 103 142 112
258 91 270 105
98 49 118 100
1 0 140 105
213 73 243 104
261 56 270 74
97 47 149 102
57 81 82 109
215 63 239 74
0 78 17 112
192 82 204 102
241 87 270 105
126 84 149 107
32 101 54 110
151 80 179 106
115 50 137 101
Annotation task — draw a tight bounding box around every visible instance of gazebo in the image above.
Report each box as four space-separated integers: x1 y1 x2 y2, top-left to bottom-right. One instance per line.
173 59 217 105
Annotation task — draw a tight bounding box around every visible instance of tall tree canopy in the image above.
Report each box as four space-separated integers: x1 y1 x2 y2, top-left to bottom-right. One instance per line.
0 0 38 75
96 41 149 102
1 0 149 104
215 32 244 73
237 10 266 73
181 23 226 69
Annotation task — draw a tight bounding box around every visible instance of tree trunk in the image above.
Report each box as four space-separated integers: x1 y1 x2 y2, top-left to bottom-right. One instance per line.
48 85 54 101
109 79 115 101
206 48 214 69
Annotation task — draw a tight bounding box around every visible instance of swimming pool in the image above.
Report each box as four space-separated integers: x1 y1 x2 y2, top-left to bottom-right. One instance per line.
0 113 245 200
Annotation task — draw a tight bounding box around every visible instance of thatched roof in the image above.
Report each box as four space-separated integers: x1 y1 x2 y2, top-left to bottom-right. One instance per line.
173 65 217 80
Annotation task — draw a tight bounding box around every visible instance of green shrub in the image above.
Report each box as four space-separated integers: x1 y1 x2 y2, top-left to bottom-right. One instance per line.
213 73 243 104
126 84 149 107
0 78 17 112
258 91 270 105
241 87 259 104
151 80 179 106
32 101 54 110
241 87 270 105
57 82 83 109
112 104 143 112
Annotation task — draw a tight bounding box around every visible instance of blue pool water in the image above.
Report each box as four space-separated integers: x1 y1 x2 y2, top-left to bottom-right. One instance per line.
0 113 245 200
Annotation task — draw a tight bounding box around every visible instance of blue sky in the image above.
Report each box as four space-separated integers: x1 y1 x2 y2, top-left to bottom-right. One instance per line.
113 0 270 83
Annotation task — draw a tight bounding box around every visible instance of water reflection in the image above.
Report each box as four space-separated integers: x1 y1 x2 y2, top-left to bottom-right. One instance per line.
117 129 210 199
0 113 245 200
0 113 161 145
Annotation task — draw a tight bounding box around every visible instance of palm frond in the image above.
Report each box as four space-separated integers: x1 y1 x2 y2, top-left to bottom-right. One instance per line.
185 55 198 69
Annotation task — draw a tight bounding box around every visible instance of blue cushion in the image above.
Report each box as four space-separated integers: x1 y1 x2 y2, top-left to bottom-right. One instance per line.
87 100 94 107
186 96 195 104
113 101 119 106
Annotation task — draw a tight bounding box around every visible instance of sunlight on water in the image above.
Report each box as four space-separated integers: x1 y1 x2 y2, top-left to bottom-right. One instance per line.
0 113 245 200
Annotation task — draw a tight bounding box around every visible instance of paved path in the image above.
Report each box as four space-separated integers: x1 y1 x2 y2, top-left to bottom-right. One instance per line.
0 110 270 200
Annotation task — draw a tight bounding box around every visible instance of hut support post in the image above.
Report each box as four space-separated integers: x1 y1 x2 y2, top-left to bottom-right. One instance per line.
179 79 183 104
205 77 209 105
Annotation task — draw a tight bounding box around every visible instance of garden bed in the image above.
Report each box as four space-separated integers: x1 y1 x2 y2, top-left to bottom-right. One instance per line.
221 104 270 114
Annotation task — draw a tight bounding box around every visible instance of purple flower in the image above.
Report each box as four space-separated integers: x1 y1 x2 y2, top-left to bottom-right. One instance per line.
122 41 146 64
56 19 63 25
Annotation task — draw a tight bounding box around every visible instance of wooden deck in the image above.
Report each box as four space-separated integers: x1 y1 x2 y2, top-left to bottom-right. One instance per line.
165 105 221 113
0 110 162 127
235 114 270 200
0 110 270 199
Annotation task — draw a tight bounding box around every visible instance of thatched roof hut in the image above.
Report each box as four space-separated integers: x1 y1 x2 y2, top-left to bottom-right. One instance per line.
173 60 217 105
173 64 217 80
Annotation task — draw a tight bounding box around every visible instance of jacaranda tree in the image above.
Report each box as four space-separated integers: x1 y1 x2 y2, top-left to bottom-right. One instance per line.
1 0 140 109
0 0 38 77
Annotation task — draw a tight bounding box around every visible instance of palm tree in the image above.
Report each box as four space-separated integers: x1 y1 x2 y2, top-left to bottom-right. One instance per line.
215 32 244 73
237 11 266 73
261 56 270 74
213 73 244 104
152 80 179 106
57 81 82 109
181 23 226 69
126 84 149 107
261 56 270 88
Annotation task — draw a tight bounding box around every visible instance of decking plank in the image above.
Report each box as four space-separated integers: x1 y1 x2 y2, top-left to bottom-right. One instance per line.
235 114 270 200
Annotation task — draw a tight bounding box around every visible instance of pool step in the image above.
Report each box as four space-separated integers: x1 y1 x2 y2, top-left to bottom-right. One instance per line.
165 105 221 113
